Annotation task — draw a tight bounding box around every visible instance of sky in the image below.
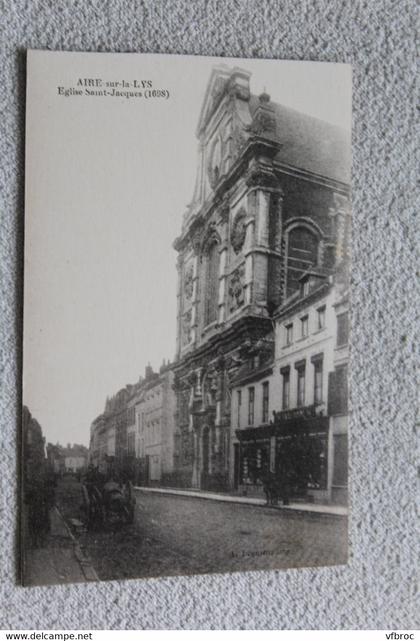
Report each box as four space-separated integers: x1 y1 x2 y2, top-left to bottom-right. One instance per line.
23 52 351 446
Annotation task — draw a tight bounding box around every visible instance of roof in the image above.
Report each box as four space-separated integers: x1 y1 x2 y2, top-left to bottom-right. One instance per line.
249 95 350 184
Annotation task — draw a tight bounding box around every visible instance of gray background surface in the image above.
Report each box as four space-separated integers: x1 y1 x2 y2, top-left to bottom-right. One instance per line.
0 0 417 630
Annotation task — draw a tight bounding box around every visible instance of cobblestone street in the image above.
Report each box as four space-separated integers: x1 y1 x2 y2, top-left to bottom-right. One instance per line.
55 477 347 582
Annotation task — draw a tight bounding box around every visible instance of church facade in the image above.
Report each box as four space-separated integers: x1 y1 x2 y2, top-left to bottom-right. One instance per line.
170 65 350 493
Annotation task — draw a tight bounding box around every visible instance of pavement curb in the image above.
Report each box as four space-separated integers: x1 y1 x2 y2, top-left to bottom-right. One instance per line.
134 486 348 517
54 507 99 582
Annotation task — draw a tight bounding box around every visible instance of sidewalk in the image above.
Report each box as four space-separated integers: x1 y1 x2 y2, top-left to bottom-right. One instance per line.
134 486 348 516
23 506 98 586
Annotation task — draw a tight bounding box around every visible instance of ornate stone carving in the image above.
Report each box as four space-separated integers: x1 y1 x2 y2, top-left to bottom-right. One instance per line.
181 310 192 346
228 266 245 312
231 209 247 254
183 264 194 300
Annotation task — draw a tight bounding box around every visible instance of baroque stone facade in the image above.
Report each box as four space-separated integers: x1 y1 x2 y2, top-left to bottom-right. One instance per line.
171 66 350 492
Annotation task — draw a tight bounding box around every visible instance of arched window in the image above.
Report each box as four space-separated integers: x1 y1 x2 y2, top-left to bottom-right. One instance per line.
204 240 220 325
286 226 319 296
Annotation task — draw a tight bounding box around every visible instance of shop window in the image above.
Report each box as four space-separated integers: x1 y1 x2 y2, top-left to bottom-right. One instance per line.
237 390 242 428
127 432 135 456
328 365 348 415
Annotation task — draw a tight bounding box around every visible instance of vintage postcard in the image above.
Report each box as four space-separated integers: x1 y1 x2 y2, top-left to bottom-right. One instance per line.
22 50 351 585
